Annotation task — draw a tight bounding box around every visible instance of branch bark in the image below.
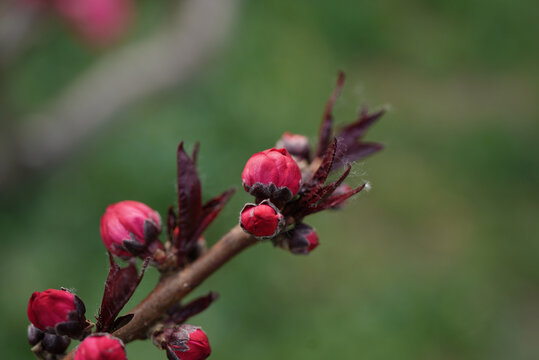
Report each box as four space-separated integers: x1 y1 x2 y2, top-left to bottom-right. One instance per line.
62 224 256 360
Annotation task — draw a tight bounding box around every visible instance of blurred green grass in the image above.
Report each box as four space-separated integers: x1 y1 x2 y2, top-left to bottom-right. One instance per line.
1 0 538 359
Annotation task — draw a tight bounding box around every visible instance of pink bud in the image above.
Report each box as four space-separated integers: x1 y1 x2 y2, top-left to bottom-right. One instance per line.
240 201 284 239
27 289 86 335
276 132 311 162
158 325 211 360
241 148 302 204
74 333 127 360
52 0 133 47
279 223 319 254
100 200 162 259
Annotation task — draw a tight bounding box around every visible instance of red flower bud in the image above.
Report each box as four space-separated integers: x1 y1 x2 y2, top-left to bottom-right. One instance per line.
240 201 285 239
27 289 87 337
74 333 127 360
53 0 133 47
276 132 311 162
278 223 319 254
156 325 211 360
100 200 162 259
241 148 302 204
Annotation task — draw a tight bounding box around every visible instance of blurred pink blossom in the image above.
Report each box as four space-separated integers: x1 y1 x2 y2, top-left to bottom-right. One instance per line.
53 0 133 46
21 0 134 46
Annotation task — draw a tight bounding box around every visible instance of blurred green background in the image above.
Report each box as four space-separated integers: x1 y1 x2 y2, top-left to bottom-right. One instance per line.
1 0 538 359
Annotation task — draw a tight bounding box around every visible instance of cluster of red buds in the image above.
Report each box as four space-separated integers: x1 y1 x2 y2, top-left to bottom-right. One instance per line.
22 0 133 46
26 72 383 359
240 71 384 255
27 191 218 360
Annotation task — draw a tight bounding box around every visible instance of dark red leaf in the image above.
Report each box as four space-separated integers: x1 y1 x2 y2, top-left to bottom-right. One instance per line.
316 164 352 201
166 206 177 242
332 107 385 169
191 188 235 242
333 142 384 169
283 139 339 218
338 108 385 141
311 138 338 187
191 142 200 165
304 184 365 216
96 254 149 332
300 138 338 203
110 314 134 333
347 142 384 159
316 71 345 158
166 292 219 325
176 142 202 249
288 164 351 219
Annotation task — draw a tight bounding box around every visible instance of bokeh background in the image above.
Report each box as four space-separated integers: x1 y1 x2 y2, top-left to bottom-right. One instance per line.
1 0 538 359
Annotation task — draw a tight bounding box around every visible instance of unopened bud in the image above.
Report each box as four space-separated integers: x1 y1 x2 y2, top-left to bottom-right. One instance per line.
241 148 302 204
100 200 162 259
74 333 127 360
278 223 319 254
27 289 87 338
240 201 285 239
276 132 311 162
155 325 211 360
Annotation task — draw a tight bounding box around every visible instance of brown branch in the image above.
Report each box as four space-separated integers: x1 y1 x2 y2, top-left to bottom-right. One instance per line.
62 224 257 360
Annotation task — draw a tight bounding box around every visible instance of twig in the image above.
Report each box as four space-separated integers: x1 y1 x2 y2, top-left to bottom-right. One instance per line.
62 224 256 360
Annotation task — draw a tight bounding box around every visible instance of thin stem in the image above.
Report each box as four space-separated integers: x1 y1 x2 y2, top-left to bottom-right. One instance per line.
62 225 257 359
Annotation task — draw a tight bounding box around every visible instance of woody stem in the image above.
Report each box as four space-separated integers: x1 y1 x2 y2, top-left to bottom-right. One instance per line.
62 225 257 360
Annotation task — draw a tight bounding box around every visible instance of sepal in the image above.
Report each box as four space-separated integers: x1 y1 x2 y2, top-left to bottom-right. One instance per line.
41 333 71 354
28 324 44 346
29 324 71 360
